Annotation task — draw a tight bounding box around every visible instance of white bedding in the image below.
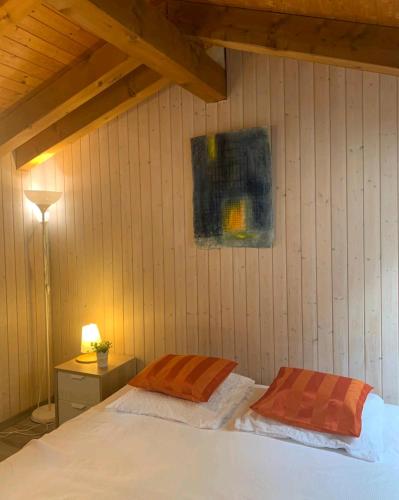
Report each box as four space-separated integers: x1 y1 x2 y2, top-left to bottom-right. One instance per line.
1 386 399 500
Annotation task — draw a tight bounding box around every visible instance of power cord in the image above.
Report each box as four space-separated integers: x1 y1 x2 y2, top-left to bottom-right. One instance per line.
0 420 52 439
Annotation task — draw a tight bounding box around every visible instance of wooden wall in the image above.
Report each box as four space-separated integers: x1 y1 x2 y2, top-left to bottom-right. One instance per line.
24 49 399 409
0 154 51 423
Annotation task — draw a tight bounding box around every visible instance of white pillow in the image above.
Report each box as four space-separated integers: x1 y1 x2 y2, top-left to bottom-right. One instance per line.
235 392 384 462
107 373 254 429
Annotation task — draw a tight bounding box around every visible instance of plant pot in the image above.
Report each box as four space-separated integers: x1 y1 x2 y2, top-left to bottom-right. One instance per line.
96 351 108 369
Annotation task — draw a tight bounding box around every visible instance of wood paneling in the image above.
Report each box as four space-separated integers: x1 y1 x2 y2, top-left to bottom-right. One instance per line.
0 152 54 424
3 48 399 425
0 5 99 113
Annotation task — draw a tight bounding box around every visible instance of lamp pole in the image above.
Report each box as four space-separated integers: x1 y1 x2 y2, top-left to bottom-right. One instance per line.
25 190 62 424
42 210 52 413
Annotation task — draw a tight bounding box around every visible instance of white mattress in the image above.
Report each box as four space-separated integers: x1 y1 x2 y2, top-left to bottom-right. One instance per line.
1 385 399 500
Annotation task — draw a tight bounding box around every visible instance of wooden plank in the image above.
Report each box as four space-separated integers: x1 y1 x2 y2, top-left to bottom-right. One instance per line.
56 146 73 359
242 52 261 381
299 60 317 371
230 50 248 376
167 0 399 29
206 100 222 358
0 49 52 80
0 37 63 74
0 0 39 36
46 0 226 102
11 159 30 409
5 25 80 65
330 66 349 376
169 1 399 78
80 136 95 336
380 74 399 404
0 44 140 157
127 106 145 370
138 102 155 363
17 15 88 57
0 155 19 415
21 169 38 407
0 86 22 102
52 150 66 366
170 85 187 354
256 53 274 384
80 135 95 331
218 52 235 362
148 95 165 359
270 56 288 372
193 96 209 356
98 125 115 351
14 66 169 170
363 71 381 392
346 68 365 380
117 113 134 356
0 74 33 95
107 119 124 354
182 91 198 355
314 63 333 373
0 63 41 88
158 87 176 355
70 140 85 350
31 4 98 49
87 129 105 350
284 58 303 369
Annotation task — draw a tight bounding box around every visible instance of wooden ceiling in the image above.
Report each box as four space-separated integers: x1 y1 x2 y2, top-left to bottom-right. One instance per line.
0 4 99 113
1 0 399 170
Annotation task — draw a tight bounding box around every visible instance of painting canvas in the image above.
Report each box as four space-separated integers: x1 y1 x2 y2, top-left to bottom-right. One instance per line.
191 127 273 248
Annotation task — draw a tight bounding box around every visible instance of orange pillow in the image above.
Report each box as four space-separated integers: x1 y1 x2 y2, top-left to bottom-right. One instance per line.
129 354 237 402
251 367 373 437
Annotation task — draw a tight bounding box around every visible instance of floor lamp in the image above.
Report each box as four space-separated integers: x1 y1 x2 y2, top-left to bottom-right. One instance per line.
25 190 62 425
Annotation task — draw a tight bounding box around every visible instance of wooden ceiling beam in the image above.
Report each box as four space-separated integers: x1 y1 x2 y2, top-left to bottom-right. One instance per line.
0 44 141 157
45 0 226 102
0 0 40 36
168 1 399 77
14 65 169 170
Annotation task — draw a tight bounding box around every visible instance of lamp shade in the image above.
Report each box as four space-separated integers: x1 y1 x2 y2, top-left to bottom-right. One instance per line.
81 324 101 353
24 190 62 214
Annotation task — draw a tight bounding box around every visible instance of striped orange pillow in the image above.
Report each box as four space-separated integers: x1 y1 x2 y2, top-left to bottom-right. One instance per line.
129 354 237 402
251 367 373 437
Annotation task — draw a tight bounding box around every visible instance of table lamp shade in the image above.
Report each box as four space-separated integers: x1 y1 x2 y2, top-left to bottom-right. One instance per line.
81 324 101 353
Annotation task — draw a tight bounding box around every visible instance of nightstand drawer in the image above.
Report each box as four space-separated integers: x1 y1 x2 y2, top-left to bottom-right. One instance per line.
58 371 100 404
58 399 93 425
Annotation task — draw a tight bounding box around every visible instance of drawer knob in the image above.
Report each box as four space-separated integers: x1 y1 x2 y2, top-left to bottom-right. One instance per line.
71 403 86 410
70 375 85 381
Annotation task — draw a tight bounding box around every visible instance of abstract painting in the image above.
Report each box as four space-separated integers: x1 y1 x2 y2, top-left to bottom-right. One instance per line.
191 127 273 248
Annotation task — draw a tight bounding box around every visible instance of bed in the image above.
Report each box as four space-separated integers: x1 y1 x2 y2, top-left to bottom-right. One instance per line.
1 385 399 500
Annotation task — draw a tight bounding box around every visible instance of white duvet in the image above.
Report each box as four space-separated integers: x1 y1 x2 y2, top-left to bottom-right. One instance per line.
1 386 399 500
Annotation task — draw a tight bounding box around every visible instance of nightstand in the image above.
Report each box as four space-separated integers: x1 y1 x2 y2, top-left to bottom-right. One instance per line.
54 354 135 426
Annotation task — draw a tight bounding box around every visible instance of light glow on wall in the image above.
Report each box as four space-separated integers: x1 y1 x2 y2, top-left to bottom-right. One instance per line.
30 152 54 166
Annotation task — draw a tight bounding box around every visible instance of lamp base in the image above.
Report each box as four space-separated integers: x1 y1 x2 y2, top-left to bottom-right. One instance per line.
76 352 97 364
31 404 55 424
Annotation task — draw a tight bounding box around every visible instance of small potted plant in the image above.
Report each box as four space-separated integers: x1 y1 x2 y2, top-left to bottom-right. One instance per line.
91 340 112 368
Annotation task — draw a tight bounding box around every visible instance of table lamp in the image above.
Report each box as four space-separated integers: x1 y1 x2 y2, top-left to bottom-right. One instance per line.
76 323 101 363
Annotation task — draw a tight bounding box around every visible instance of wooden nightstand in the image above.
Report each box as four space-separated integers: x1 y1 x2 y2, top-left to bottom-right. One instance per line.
54 354 135 426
